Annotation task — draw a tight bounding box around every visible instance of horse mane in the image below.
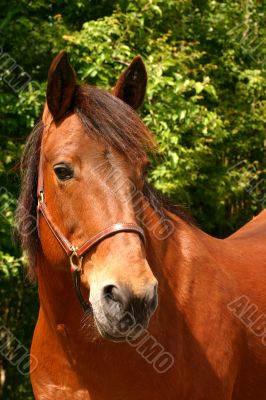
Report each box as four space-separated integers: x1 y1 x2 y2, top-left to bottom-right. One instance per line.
15 119 43 281
15 85 192 281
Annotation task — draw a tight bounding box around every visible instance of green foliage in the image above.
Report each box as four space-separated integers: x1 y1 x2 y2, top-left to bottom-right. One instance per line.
63 0 265 234
0 0 265 398
0 253 38 399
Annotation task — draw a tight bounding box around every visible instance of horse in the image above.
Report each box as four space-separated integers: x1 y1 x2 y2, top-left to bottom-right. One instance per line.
16 51 266 400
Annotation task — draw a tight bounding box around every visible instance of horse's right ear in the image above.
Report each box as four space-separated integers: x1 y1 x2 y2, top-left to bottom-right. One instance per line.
46 51 76 122
112 56 147 110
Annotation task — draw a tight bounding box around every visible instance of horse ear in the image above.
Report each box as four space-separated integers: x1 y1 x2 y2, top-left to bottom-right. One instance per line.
46 51 76 122
112 56 147 110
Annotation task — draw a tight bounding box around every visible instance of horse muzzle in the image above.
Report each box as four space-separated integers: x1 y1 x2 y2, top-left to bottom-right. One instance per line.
93 282 158 342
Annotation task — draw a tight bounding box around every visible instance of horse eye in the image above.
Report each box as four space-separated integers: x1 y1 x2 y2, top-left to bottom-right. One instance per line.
54 164 74 181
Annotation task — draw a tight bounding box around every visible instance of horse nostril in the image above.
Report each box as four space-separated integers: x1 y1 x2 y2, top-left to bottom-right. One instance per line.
102 285 127 318
101 283 158 321
147 284 158 313
103 285 122 304
150 292 158 313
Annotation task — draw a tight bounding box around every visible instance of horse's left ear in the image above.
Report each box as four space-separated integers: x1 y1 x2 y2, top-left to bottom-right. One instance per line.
112 56 147 110
46 50 76 122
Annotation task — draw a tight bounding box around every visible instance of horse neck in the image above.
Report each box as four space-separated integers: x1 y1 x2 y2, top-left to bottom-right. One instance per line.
145 206 222 313
144 205 197 286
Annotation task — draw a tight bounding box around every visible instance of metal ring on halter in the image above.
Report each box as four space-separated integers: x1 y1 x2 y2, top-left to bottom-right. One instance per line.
39 191 44 204
69 249 91 312
70 248 83 273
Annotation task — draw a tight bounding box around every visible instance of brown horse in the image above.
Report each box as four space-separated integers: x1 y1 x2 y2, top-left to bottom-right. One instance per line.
16 51 266 400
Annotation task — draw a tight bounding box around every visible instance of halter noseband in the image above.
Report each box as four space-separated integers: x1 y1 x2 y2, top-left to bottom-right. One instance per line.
37 146 146 314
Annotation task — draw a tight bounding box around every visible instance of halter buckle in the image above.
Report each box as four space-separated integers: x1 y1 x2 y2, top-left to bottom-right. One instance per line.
70 247 83 273
38 191 44 204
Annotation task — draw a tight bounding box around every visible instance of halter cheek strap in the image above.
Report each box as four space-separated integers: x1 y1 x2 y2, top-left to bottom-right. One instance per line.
37 151 146 313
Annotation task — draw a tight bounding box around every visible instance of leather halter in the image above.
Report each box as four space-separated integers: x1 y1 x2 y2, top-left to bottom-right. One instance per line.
37 141 146 314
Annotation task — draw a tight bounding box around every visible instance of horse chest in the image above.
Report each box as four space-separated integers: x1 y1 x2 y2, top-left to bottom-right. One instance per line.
31 323 236 400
